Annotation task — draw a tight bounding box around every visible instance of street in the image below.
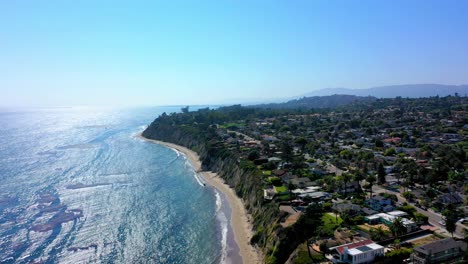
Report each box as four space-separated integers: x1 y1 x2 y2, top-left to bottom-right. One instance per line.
371 185 466 239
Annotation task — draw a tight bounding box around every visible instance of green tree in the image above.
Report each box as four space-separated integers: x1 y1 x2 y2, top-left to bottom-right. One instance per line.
377 163 386 184
181 106 189 113
370 226 387 241
390 217 406 237
448 170 464 184
366 175 377 199
443 205 459 238
248 150 260 161
281 141 294 162
413 212 428 224
339 173 353 197
384 148 396 156
295 137 308 153
375 139 384 148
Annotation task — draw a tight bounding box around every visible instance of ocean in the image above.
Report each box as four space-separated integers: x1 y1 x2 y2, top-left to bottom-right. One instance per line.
0 106 238 264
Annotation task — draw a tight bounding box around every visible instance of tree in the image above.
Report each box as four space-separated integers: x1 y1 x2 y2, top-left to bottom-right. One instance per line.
366 175 377 199
402 191 414 201
413 212 428 224
281 141 294 162
354 173 365 190
181 106 190 113
288 182 297 202
247 150 260 161
384 148 396 156
443 205 459 238
375 139 384 148
377 163 386 184
448 170 464 184
339 173 353 197
370 226 387 241
295 137 308 153
390 217 406 237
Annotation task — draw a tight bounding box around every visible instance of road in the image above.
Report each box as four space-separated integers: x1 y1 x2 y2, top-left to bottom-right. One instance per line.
371 185 466 239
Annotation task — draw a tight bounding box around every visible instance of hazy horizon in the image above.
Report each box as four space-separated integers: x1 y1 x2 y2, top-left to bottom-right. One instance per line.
2 0 468 107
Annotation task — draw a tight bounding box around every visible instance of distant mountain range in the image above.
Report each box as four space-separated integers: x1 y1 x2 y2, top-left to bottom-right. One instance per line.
303 84 468 98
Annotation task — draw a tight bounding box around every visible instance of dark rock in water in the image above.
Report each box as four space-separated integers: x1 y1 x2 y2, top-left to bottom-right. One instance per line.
67 244 98 252
66 183 111 189
38 204 67 213
31 210 83 232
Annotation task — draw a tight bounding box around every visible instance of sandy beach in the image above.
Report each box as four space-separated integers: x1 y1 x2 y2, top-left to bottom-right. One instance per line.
137 134 262 264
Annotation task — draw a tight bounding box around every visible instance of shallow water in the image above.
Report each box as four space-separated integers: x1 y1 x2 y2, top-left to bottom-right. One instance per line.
0 106 236 263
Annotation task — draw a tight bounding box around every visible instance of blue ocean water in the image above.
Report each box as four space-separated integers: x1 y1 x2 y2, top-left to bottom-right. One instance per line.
0 107 231 263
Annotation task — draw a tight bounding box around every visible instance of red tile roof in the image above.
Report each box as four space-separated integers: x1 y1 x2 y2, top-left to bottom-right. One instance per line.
335 239 374 255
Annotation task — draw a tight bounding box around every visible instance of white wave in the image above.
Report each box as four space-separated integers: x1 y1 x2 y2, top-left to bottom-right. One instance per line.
216 201 228 264
215 190 222 212
130 125 148 138
192 172 205 187
168 147 184 158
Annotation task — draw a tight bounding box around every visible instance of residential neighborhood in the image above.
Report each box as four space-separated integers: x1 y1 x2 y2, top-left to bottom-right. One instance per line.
211 97 468 263
145 95 468 263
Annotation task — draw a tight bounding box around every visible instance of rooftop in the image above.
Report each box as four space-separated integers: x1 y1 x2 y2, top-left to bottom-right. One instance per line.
414 238 467 255
331 239 383 255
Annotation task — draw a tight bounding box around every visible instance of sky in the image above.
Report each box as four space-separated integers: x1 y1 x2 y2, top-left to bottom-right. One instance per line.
1 0 468 107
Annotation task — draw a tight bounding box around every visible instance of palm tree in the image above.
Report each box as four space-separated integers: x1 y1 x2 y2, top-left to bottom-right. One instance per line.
370 226 387 241
339 173 353 197
353 173 365 191
390 217 406 237
366 174 377 199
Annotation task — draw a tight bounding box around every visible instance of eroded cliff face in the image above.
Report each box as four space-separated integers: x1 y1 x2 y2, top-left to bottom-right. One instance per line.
142 123 284 263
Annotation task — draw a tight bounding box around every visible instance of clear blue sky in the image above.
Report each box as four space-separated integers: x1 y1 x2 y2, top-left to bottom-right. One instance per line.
1 0 468 106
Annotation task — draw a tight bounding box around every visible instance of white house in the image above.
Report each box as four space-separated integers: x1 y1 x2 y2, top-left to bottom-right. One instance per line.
364 212 417 233
330 239 384 264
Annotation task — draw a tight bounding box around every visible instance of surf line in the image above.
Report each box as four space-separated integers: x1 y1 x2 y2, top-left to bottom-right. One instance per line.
193 169 207 187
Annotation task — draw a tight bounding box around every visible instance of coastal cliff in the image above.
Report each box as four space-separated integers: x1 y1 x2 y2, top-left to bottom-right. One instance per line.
142 117 283 263
142 107 325 264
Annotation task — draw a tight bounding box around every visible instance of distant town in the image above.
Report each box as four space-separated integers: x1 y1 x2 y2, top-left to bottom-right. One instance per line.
143 95 467 264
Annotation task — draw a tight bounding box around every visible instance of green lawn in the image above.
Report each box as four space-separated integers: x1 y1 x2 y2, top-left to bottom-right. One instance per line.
275 185 288 193
277 194 291 201
263 170 272 176
321 213 343 235
292 243 325 264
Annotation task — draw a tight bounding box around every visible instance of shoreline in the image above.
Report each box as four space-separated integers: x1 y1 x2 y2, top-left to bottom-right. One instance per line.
137 134 262 264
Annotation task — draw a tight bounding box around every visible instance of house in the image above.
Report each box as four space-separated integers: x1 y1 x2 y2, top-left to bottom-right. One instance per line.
411 238 467 264
365 196 393 212
268 157 282 163
361 208 378 216
386 210 408 218
290 177 314 188
337 181 361 195
364 212 417 233
292 187 330 200
438 192 463 205
383 137 401 144
272 169 286 177
329 239 384 264
333 203 362 216
263 187 276 200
